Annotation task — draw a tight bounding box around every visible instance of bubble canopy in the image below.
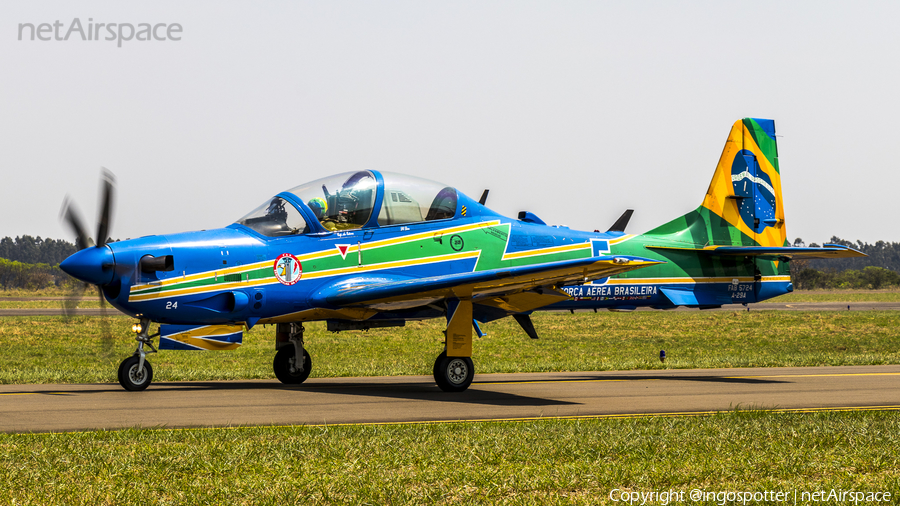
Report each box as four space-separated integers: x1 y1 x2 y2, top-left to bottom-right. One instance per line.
235 171 459 237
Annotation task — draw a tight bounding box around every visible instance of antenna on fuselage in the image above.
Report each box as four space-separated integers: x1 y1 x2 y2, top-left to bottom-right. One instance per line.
478 189 489 205
607 209 634 233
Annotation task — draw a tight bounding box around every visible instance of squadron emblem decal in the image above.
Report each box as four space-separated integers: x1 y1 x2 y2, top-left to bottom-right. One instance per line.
274 253 302 285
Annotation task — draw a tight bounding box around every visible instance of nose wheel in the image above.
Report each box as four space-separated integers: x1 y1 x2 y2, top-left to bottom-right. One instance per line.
273 322 312 384
118 318 157 391
273 345 312 384
118 355 153 391
433 351 474 392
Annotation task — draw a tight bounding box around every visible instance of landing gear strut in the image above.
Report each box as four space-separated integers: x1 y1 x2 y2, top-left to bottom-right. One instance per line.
274 322 312 384
431 297 475 392
119 318 157 391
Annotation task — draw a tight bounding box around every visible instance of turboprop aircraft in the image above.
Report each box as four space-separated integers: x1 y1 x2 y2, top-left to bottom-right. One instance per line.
59 168 661 392
59 117 862 392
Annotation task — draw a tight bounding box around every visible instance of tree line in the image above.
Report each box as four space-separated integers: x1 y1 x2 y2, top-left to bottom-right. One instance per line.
0 236 76 266
788 237 900 290
0 258 73 290
0 236 79 290
796 236 900 273
792 266 899 290
1 235 900 291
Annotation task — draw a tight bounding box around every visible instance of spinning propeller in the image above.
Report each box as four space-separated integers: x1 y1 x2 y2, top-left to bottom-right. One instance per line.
59 169 117 348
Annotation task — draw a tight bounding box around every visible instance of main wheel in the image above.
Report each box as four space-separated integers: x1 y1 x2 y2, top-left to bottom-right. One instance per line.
273 345 312 384
118 355 153 391
433 351 474 392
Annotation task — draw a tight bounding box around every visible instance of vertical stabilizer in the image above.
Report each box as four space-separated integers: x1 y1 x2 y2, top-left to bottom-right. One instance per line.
645 118 787 248
702 118 785 247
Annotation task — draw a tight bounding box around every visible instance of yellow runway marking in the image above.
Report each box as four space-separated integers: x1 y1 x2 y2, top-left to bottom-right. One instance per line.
727 372 900 379
476 378 646 386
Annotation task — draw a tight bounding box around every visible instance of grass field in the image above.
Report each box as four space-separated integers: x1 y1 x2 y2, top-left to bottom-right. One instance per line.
2 294 898 504
0 310 898 384
0 299 103 309
0 410 897 505
765 289 900 303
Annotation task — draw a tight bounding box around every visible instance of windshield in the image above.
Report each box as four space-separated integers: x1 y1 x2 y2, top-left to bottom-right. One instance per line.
286 171 376 231
235 197 308 237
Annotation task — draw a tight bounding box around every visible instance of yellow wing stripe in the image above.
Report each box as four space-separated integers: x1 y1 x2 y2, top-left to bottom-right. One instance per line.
609 235 635 245
601 275 791 285
501 242 590 261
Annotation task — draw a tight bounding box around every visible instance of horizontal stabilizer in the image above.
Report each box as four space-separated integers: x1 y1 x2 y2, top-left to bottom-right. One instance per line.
316 255 663 309
607 210 634 233
646 243 866 260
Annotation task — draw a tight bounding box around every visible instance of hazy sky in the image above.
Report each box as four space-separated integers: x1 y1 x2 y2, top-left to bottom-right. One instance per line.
2 1 898 245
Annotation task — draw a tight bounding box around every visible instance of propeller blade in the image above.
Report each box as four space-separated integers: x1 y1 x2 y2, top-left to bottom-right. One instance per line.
62 280 88 321
96 168 116 248
60 197 93 251
97 285 114 355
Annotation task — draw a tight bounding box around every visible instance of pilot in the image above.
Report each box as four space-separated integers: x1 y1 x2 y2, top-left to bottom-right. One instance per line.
307 197 336 231
307 197 327 219
266 198 288 223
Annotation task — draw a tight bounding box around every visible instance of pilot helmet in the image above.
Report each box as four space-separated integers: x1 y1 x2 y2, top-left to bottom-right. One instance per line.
266 198 288 220
307 197 328 220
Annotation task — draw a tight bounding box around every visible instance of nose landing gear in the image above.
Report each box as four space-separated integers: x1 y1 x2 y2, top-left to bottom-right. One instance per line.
273 322 312 384
118 318 157 391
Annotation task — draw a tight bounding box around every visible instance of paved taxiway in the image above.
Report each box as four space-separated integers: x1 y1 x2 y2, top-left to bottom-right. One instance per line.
3 301 900 317
1 365 898 433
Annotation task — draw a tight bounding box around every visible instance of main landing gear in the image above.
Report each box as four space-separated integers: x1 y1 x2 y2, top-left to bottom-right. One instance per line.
428 297 477 392
433 351 474 392
118 318 157 391
273 322 312 384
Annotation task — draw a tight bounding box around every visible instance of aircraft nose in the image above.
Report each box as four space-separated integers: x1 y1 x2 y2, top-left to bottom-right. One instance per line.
60 246 116 286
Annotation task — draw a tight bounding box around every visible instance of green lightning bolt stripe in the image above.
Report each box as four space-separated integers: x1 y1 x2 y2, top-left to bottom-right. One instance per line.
128 218 614 303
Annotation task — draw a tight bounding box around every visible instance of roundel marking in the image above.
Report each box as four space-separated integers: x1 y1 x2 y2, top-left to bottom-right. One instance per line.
274 253 302 285
450 235 465 251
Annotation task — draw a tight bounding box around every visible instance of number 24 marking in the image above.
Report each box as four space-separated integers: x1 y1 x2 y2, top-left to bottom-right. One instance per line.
166 301 178 310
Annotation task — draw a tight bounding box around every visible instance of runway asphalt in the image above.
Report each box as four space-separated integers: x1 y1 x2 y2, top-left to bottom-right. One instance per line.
2 301 899 317
1 365 898 433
